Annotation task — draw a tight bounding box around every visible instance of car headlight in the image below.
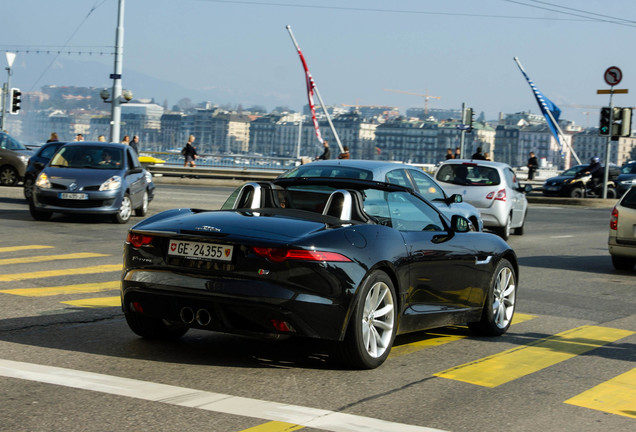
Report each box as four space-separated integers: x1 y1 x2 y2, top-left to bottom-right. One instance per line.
36 172 51 189
144 171 152 183
99 176 122 191
620 179 636 185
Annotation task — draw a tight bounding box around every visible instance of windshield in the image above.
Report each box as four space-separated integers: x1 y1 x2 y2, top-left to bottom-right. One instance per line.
281 165 373 180
0 133 27 151
562 165 586 176
50 146 124 169
436 164 500 186
621 163 636 174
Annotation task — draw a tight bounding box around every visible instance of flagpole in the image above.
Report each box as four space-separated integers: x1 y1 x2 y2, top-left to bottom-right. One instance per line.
513 57 581 167
286 25 344 154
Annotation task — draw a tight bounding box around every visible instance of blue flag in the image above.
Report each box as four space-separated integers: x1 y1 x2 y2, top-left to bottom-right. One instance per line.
514 58 562 145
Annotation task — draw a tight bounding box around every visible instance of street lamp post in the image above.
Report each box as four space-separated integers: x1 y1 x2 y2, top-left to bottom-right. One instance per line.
1 52 16 131
109 0 125 143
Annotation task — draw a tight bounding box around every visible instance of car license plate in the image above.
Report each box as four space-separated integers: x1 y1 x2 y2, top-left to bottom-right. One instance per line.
168 239 233 262
545 186 558 191
59 192 88 200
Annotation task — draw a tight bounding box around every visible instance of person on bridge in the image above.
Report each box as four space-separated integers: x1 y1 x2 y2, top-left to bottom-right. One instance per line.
338 146 350 159
182 135 198 167
130 135 140 154
527 151 538 180
471 147 487 160
316 141 331 160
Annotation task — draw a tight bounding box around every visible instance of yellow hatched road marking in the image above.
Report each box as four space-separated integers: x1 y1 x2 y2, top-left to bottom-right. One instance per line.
61 296 121 308
0 252 110 266
0 281 119 297
239 421 305 432
390 313 537 358
435 326 634 388
0 245 54 253
565 368 636 419
0 265 121 282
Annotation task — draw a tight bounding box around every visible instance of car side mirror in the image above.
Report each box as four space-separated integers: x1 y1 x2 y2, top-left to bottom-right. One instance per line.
450 193 463 203
129 167 143 174
451 214 471 233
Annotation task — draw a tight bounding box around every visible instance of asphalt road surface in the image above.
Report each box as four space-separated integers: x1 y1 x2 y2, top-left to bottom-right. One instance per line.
0 181 634 432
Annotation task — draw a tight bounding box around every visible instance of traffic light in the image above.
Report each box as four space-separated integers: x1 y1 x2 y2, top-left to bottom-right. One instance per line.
619 107 632 137
599 107 611 135
464 107 474 132
9 88 21 114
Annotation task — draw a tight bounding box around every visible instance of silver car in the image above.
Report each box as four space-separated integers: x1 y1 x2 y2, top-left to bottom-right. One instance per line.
280 159 483 231
609 186 636 270
435 159 529 240
0 132 33 186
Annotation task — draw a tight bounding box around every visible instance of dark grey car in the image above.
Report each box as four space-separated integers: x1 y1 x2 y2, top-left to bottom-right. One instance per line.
0 132 33 186
30 142 154 223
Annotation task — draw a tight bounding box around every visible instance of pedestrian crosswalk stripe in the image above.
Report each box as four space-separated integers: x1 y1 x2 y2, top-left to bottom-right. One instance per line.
389 313 537 358
434 325 634 387
0 252 110 266
0 281 120 297
61 296 121 308
565 368 636 419
0 245 54 253
240 421 305 432
0 265 121 282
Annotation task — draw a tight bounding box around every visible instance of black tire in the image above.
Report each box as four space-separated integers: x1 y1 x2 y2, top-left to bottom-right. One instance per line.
113 193 132 223
611 255 635 271
570 188 585 198
134 190 149 217
29 203 52 221
0 165 19 186
468 258 517 336
494 215 511 241
606 188 617 199
124 312 189 340
23 177 34 200
336 270 397 369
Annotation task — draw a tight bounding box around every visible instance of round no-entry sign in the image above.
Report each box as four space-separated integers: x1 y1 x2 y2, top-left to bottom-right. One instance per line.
604 66 622 86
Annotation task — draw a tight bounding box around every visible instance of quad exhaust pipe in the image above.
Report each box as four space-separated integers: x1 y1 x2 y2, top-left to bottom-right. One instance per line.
179 307 212 326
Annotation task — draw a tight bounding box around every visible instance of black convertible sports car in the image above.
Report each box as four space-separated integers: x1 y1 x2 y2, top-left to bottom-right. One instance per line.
121 178 518 369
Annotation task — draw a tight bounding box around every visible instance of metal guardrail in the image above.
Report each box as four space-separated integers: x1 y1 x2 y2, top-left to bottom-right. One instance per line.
146 163 285 180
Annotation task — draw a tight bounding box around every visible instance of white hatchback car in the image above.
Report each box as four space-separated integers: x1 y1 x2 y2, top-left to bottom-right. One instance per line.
435 159 529 240
609 186 636 270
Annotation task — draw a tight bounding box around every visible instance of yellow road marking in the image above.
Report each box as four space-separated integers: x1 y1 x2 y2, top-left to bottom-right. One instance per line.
0 281 120 297
435 326 634 387
390 313 537 358
0 265 121 282
239 421 305 432
61 296 121 308
0 245 54 253
565 368 636 419
0 252 110 266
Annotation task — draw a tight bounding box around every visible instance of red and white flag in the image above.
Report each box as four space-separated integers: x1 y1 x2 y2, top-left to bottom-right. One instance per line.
290 38 323 143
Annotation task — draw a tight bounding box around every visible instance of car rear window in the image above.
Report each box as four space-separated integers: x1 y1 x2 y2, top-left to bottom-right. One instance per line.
436 164 500 186
282 165 373 180
621 187 636 209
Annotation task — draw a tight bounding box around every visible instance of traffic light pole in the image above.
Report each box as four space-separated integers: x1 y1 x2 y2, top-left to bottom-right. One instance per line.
602 89 615 199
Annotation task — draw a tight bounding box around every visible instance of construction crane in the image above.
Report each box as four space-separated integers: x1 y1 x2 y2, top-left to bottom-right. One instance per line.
383 89 441 114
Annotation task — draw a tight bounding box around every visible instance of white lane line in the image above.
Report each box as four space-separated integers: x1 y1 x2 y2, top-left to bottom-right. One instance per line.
0 359 446 432
550 235 574 238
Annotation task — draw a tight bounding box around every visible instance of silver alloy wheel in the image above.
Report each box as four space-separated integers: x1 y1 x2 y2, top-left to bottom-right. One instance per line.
492 265 516 329
0 166 18 185
119 195 132 220
361 281 395 358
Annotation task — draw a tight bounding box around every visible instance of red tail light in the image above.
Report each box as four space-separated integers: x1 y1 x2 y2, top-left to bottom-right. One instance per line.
127 233 154 248
486 189 506 201
610 206 618 230
252 247 351 263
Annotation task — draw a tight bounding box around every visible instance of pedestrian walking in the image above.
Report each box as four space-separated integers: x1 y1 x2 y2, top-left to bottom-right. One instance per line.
338 146 350 159
182 135 198 167
130 135 140 154
46 132 59 143
316 141 331 160
527 152 538 180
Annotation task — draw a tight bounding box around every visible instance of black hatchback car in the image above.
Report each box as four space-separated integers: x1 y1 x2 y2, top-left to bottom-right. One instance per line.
23 141 67 200
617 161 636 196
542 164 620 197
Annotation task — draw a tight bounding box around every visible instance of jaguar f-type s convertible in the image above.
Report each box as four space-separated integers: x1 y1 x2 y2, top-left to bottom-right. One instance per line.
121 178 518 369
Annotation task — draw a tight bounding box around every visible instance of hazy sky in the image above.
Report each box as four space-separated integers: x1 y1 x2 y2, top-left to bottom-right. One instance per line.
3 0 636 126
